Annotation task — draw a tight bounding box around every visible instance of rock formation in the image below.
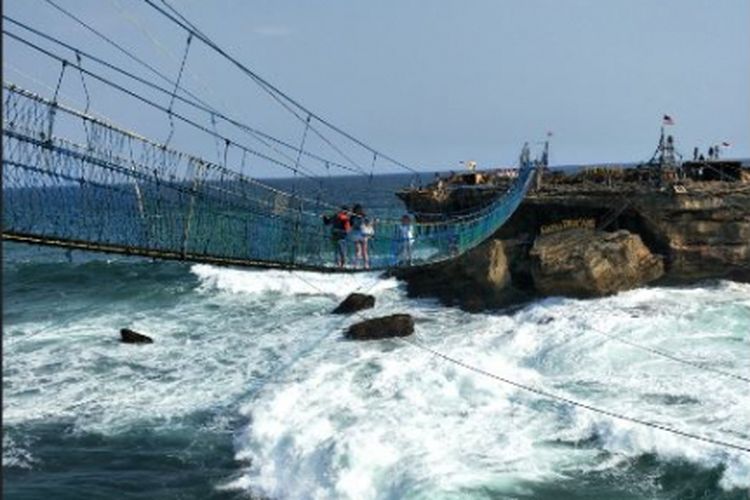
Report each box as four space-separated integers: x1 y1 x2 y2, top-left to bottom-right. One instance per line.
529 228 664 297
395 240 529 311
332 293 376 314
628 188 750 283
396 180 749 311
345 314 414 341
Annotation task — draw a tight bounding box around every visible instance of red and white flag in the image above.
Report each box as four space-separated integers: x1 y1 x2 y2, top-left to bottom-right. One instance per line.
662 114 674 126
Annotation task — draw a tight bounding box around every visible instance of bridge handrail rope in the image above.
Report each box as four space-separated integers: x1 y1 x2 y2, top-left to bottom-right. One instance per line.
2 72 533 228
2 82 333 213
1 28 331 186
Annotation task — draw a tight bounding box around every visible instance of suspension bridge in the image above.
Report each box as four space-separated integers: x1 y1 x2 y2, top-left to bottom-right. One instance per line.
2 2 537 272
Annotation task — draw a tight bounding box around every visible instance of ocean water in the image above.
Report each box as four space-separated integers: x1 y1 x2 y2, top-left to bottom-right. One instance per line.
3 240 749 499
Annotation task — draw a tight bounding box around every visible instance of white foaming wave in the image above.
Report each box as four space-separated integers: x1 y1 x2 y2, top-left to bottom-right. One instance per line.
4 258 408 456
229 314 583 499
502 285 750 491
191 264 399 297
557 407 750 491
6 267 748 493
2 289 358 437
229 283 750 498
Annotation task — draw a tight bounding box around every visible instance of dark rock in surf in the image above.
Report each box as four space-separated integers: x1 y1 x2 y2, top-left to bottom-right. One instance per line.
120 328 153 344
332 293 376 314
393 239 530 312
345 314 414 341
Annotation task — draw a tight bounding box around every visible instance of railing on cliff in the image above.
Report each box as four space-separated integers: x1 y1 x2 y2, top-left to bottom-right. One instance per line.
2 84 536 272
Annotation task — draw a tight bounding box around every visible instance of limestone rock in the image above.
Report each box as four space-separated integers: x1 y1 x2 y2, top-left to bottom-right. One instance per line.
393 239 527 311
456 238 511 289
332 293 376 314
345 314 414 341
395 180 749 311
530 228 664 297
120 328 153 344
634 192 750 282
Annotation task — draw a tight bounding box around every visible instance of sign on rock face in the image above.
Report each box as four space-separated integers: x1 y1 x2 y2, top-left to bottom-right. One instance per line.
540 218 596 235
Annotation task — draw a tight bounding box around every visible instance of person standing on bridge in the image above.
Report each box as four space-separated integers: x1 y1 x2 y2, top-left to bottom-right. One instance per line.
323 206 351 267
350 204 373 269
395 214 414 265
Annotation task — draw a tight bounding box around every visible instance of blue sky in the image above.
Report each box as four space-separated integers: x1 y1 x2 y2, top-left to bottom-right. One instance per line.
3 0 749 176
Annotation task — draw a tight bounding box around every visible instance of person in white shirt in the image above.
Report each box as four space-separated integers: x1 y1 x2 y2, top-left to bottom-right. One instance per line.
395 214 414 265
350 204 375 269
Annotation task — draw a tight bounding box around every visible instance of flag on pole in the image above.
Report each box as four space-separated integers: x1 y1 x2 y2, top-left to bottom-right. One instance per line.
662 114 674 125
721 141 731 147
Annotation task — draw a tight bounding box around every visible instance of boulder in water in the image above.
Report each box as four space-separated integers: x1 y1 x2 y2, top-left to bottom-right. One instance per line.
120 328 153 344
345 314 414 341
332 293 376 314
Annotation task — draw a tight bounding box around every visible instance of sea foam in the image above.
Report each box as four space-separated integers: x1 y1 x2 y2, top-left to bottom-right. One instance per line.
4 260 748 497
228 281 750 498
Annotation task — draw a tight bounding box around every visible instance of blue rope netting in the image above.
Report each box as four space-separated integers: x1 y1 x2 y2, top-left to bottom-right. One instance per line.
2 84 535 272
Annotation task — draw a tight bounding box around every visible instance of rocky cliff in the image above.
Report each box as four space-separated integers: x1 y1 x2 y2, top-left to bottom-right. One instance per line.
395 180 750 310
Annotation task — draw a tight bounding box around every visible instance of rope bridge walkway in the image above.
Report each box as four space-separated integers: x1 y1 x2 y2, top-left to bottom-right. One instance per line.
2 84 535 272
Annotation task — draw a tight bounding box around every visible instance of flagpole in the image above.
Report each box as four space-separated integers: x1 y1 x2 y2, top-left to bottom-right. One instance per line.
659 126 665 166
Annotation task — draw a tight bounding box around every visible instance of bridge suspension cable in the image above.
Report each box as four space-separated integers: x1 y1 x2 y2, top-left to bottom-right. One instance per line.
7 7 415 206
585 323 750 384
142 0 419 175
1 20 349 182
15 6 372 181
403 337 750 453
